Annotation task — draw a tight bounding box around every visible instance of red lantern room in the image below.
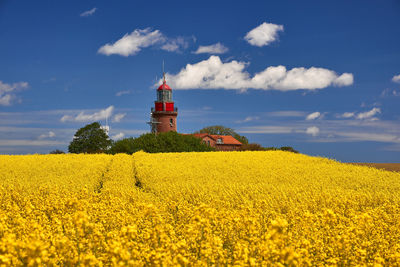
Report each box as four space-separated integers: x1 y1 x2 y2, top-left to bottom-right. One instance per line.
148 73 178 133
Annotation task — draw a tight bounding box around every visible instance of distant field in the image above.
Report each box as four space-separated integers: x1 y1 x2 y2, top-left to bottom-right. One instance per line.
353 163 400 172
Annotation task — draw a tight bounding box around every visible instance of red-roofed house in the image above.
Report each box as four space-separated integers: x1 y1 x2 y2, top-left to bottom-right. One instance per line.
192 133 242 151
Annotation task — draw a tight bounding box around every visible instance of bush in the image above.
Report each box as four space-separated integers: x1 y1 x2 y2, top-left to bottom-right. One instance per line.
49 149 65 154
280 146 299 153
239 143 266 151
108 131 215 154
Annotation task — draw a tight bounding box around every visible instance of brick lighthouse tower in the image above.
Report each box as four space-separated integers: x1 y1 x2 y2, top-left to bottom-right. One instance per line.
148 73 178 133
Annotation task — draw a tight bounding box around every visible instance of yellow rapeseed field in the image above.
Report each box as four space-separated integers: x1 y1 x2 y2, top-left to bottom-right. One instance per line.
1 151 400 265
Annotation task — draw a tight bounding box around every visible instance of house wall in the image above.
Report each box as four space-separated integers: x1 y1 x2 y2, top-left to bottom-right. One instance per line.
199 136 241 151
201 136 216 147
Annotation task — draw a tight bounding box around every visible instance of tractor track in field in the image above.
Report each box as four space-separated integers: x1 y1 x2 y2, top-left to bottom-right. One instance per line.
95 158 114 193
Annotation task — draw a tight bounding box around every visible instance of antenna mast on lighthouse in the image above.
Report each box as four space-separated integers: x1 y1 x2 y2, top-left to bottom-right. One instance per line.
162 60 166 83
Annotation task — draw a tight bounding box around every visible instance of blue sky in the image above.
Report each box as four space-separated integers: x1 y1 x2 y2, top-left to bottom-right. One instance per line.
1 0 399 162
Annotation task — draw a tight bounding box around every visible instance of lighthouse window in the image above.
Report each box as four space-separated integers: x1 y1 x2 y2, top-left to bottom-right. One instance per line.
158 90 172 102
164 90 171 101
170 118 173 127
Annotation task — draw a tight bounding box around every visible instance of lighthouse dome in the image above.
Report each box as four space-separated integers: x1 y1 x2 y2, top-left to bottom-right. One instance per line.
157 82 171 91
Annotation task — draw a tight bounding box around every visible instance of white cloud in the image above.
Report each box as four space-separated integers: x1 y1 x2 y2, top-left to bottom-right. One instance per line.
111 132 125 140
98 29 193 56
0 94 13 106
334 132 400 143
163 56 353 91
244 22 284 47
116 90 131 97
341 112 355 118
235 116 259 123
60 106 114 122
332 73 354 86
306 126 320 136
161 43 179 52
382 88 400 97
356 108 381 120
38 131 56 139
306 112 320 120
392 74 400 83
239 126 293 134
193 43 229 54
60 115 73 122
80 7 97 17
161 37 189 52
380 88 391 97
0 80 29 106
98 28 164 56
112 113 126 123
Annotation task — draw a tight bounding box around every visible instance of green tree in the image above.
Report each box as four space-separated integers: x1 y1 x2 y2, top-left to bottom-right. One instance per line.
194 125 249 144
68 122 112 154
108 131 214 154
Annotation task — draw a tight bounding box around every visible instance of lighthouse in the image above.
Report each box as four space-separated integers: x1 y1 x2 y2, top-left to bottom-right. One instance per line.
148 73 178 133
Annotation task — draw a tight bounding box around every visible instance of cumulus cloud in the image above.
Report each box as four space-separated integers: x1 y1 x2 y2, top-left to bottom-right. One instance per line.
60 106 114 122
193 43 229 54
163 56 353 91
111 132 125 140
112 113 126 123
0 80 29 106
306 112 320 120
116 90 131 97
341 112 355 118
392 74 400 83
244 22 284 47
306 126 320 136
333 73 354 86
80 7 97 17
38 131 56 139
356 108 381 120
98 28 164 56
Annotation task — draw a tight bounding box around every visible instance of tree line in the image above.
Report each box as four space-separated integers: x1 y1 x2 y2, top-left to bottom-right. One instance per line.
53 122 297 154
